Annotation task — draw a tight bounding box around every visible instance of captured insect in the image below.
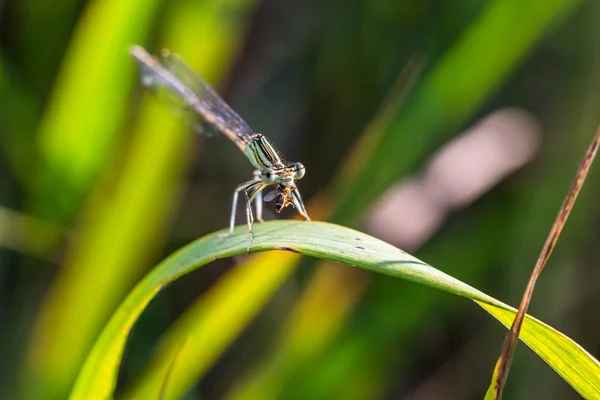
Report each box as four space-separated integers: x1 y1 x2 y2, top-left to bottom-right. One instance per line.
130 45 310 247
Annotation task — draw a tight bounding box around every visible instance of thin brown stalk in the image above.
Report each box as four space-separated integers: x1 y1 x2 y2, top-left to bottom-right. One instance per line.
488 127 600 399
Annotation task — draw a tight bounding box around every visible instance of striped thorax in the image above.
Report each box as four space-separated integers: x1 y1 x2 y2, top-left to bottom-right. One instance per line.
247 134 306 212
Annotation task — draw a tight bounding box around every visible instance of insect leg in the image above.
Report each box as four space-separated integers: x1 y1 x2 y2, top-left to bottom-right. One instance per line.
243 181 266 250
252 170 265 223
221 179 261 238
291 188 311 221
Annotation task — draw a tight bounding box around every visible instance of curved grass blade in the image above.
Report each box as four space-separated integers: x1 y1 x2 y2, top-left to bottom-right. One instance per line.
479 301 600 399
70 221 600 399
126 1 584 398
124 250 301 400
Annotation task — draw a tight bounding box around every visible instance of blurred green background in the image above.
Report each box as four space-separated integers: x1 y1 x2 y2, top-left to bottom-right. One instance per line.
1 0 599 399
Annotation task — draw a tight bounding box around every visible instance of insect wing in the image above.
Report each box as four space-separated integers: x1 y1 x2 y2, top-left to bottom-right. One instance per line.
155 51 256 145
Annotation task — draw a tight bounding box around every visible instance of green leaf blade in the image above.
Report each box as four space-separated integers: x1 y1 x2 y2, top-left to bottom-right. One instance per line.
70 221 600 399
478 301 600 399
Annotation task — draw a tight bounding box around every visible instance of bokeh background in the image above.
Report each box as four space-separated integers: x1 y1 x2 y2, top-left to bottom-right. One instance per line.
1 0 600 399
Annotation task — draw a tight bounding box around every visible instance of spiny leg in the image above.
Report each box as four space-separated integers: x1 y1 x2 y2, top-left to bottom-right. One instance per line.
244 181 266 250
244 186 254 242
292 188 311 221
220 179 261 238
253 170 265 223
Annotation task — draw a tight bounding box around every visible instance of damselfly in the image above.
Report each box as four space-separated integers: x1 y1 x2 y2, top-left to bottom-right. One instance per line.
129 45 310 245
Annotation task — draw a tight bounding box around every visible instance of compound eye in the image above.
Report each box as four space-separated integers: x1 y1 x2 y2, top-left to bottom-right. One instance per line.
294 162 305 179
261 168 276 183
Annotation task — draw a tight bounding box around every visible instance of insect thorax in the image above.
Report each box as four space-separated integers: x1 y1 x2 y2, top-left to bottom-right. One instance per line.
245 134 282 170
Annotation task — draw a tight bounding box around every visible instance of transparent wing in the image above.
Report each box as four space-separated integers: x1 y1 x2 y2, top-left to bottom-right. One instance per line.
137 78 219 137
130 46 255 149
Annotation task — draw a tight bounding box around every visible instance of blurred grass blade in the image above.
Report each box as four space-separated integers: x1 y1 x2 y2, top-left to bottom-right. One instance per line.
17 0 85 94
0 206 65 260
329 0 580 223
0 56 39 184
32 0 161 223
71 221 600 400
124 251 301 400
21 0 164 396
23 1 257 399
158 337 190 400
486 128 600 399
225 263 370 400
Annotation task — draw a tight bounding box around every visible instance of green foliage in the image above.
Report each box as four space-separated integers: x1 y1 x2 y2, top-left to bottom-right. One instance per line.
330 0 581 223
1 0 600 399
33 0 161 222
19 0 258 399
72 222 600 399
479 301 600 399
122 1 593 399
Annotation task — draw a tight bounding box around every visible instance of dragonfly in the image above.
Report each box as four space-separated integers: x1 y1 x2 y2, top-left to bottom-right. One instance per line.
129 45 310 246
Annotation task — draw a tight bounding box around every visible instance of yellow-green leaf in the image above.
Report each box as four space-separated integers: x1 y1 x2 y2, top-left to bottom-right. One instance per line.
71 221 600 399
